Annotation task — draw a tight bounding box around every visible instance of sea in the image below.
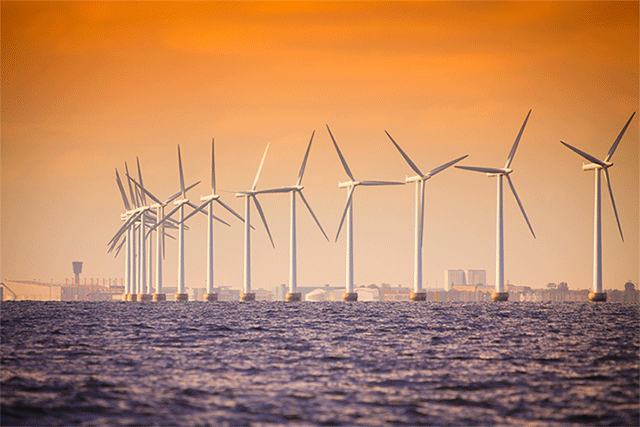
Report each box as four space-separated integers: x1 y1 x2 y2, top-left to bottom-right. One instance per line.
1 301 638 426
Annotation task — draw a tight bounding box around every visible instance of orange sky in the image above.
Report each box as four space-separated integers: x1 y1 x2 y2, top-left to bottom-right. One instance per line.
2 1 638 291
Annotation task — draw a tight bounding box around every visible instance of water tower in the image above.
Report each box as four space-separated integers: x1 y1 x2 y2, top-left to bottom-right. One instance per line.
72 261 83 287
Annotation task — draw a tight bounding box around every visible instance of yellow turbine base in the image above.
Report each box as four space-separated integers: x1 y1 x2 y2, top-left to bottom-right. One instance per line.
492 292 509 302
589 292 607 302
139 294 153 302
204 292 218 302
410 291 427 301
240 292 255 302
342 292 358 302
152 293 166 302
129 294 138 302
175 293 189 302
286 292 302 302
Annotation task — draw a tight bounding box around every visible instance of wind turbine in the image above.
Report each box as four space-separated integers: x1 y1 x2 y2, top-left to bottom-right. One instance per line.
110 165 179 301
111 168 136 301
327 125 405 301
171 144 231 302
109 161 151 301
385 131 467 300
560 112 635 302
131 158 154 301
234 143 280 302
455 110 536 302
127 172 199 302
255 132 329 301
181 138 245 301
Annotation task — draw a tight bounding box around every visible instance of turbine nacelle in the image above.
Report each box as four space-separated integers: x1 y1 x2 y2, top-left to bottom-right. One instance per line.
582 162 612 171
338 180 360 188
173 198 189 206
200 194 220 202
405 175 424 183
487 168 512 177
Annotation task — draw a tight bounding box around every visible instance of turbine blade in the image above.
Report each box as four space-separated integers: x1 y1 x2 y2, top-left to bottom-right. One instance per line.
113 238 126 258
182 200 210 223
297 130 315 186
213 215 231 227
125 162 138 208
211 137 216 194
216 199 245 224
335 186 354 242
136 157 146 205
604 112 635 162
385 130 423 177
183 200 231 227
455 165 507 175
298 191 329 241
148 203 182 232
109 211 142 247
253 196 274 248
115 169 131 211
360 180 405 186
326 125 355 181
254 186 298 194
427 154 469 177
186 201 209 219
505 109 531 169
560 141 606 167
252 143 270 191
128 174 162 205
603 168 624 242
178 145 186 197
165 181 200 204
506 175 536 239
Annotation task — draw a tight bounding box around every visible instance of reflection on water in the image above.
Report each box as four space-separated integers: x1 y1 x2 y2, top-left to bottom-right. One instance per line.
2 301 638 426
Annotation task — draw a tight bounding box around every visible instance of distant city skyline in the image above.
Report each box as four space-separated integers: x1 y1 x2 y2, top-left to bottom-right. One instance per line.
2 2 638 291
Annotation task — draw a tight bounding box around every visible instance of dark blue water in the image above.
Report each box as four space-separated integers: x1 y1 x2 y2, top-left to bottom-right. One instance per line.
2 301 638 426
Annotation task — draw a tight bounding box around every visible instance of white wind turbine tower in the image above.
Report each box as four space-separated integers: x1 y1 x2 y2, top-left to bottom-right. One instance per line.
455 110 536 302
257 132 329 301
130 158 154 301
234 143 280 302
385 130 467 301
327 125 405 301
560 112 635 302
181 138 245 301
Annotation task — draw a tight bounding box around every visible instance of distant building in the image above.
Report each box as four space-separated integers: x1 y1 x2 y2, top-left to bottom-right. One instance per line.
444 269 466 291
379 286 411 301
467 270 486 287
273 284 288 301
355 287 381 301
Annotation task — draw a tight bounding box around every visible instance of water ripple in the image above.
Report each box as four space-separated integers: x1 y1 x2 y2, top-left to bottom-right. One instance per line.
1 301 638 426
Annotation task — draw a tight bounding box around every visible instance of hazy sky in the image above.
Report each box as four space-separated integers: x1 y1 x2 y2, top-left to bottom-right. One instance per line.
2 1 638 291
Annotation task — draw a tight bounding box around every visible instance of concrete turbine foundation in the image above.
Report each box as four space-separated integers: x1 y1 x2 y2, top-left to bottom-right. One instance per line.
589 292 607 302
152 293 166 302
139 294 153 302
204 292 218 302
492 292 509 302
129 294 138 302
342 292 357 301
286 292 302 302
240 292 255 302
175 293 188 302
410 291 427 301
